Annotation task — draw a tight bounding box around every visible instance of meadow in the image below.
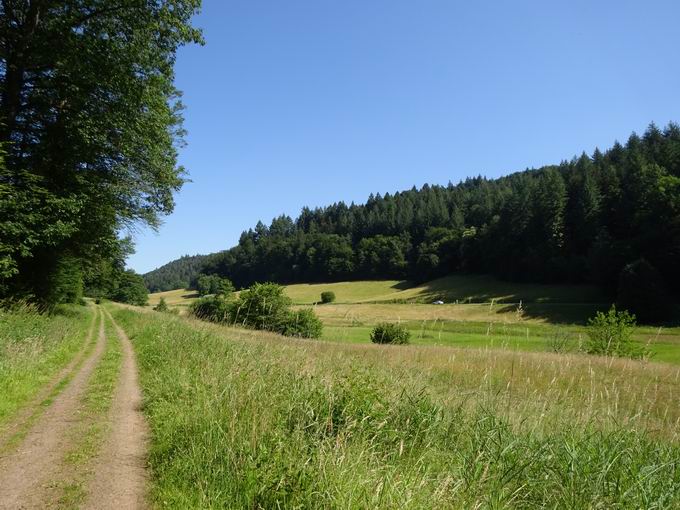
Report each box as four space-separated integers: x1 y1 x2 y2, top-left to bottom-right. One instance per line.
110 305 680 508
147 275 680 364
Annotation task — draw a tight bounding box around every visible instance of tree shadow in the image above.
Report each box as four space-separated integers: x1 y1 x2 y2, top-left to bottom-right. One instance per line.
495 303 610 325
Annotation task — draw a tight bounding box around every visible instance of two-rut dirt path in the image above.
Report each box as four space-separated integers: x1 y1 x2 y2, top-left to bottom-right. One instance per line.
0 305 149 509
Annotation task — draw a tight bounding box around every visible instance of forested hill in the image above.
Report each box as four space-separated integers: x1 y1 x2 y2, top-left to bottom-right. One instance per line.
143 254 214 293
149 123 680 320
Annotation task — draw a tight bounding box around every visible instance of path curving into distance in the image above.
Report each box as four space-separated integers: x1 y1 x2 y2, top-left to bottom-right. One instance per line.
0 305 150 509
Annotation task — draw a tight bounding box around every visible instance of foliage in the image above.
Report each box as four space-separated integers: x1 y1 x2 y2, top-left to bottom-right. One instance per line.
189 282 323 338
189 296 233 323
617 259 675 323
110 270 148 307
0 1 203 306
154 297 169 313
160 123 680 318
370 322 410 344
280 309 324 339
196 274 234 297
232 283 292 332
320 291 336 304
144 254 212 293
585 306 646 359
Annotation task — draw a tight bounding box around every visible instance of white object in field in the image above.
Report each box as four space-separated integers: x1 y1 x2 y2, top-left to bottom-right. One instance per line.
432 300 444 305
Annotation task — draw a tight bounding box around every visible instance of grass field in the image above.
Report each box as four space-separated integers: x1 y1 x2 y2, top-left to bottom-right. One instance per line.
110 305 680 508
147 275 680 363
147 288 199 308
282 274 607 305
0 304 93 429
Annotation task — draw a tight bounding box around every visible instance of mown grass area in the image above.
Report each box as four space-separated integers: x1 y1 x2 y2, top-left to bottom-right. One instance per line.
0 304 93 428
284 280 411 304
146 288 199 308
315 306 680 364
148 273 608 309
112 305 680 508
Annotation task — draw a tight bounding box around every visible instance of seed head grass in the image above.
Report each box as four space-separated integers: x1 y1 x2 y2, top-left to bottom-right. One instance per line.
111 306 680 509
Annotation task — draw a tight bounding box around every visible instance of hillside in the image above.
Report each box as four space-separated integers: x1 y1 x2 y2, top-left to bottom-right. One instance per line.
148 124 680 323
143 254 213 293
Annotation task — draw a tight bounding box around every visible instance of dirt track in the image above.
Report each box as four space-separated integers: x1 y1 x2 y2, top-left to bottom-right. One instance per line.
83 308 149 510
0 306 149 509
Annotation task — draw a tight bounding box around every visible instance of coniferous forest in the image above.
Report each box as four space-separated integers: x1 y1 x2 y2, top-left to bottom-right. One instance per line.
148 123 680 322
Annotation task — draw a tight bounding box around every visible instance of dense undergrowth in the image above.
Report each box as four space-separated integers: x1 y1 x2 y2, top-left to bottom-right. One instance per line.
112 306 680 509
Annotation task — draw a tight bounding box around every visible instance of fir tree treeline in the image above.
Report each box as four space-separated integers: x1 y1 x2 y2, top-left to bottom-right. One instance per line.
144 254 214 292
184 124 678 318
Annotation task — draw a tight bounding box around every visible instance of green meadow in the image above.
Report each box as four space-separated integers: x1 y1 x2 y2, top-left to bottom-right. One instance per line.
109 304 680 508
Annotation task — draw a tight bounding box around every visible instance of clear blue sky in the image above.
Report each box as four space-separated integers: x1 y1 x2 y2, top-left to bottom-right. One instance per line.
127 0 680 274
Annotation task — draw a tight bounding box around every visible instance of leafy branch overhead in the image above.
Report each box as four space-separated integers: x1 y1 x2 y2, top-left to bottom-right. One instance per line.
0 1 203 305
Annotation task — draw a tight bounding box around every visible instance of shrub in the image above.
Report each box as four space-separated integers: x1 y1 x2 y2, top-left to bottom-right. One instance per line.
370 322 410 345
154 297 169 312
281 308 323 338
197 274 235 298
616 258 674 323
189 296 233 323
585 305 646 359
320 291 336 304
232 282 291 332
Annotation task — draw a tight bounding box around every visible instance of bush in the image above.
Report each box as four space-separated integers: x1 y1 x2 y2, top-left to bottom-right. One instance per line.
585 305 647 359
370 322 410 345
232 282 291 332
320 291 336 304
189 296 233 323
196 274 235 298
281 308 323 338
154 297 169 312
616 258 674 323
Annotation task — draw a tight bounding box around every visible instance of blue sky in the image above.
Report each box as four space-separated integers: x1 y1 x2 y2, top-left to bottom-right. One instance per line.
127 0 680 273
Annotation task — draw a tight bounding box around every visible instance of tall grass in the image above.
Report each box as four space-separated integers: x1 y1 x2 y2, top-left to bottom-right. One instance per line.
0 303 92 426
112 306 680 509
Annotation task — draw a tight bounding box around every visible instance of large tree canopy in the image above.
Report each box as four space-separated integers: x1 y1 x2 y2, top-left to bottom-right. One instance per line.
0 0 202 304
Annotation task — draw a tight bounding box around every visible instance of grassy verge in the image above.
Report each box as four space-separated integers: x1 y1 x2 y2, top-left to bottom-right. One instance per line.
112 306 680 508
0 303 93 428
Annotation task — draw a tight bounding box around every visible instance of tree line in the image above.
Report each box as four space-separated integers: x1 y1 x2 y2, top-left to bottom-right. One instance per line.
0 1 202 308
167 123 678 322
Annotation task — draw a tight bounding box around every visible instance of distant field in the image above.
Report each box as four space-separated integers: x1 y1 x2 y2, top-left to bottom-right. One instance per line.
145 275 680 362
153 274 608 308
146 288 198 308
283 274 607 305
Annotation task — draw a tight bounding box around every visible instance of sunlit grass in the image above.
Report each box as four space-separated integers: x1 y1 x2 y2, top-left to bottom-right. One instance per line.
0 304 93 428
112 305 680 508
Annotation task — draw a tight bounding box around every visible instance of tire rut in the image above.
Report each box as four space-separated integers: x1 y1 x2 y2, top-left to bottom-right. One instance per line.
82 308 149 510
0 307 108 509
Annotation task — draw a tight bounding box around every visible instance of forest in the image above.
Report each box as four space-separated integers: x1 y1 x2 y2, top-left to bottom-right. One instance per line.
147 123 680 322
0 1 202 308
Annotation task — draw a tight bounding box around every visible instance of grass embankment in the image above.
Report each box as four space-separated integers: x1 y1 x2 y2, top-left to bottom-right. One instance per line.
0 304 93 428
112 306 680 508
